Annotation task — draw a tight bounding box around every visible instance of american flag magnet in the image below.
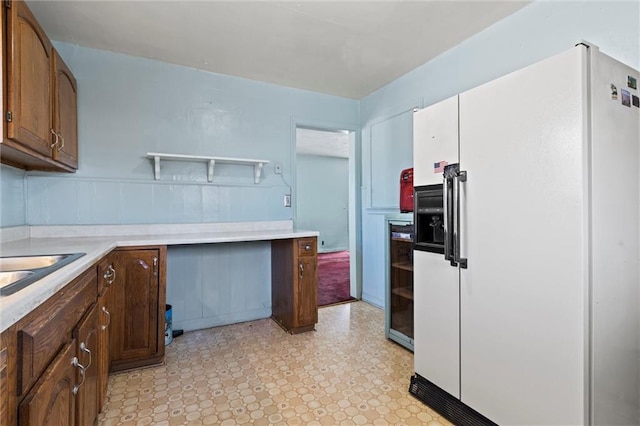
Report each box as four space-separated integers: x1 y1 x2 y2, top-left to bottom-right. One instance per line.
434 161 448 173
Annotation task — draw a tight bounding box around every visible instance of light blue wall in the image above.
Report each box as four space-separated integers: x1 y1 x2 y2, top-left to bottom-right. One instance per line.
359 0 640 308
296 154 349 252
18 43 358 327
25 43 359 225
166 242 271 332
0 164 26 227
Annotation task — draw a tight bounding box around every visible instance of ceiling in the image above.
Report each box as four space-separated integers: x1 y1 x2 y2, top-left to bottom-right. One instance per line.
27 1 530 99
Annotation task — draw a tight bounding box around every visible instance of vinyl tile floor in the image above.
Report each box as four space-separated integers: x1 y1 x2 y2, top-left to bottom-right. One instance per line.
98 301 452 426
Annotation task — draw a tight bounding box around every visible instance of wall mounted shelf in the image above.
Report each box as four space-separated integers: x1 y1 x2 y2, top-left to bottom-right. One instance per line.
147 152 270 184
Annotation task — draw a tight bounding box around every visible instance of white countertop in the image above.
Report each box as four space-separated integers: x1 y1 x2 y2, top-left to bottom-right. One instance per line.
0 221 318 333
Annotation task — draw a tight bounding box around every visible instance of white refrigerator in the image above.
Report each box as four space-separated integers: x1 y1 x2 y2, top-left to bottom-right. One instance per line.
411 43 639 425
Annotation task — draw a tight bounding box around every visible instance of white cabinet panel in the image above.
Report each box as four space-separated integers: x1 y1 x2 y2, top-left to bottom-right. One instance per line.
413 96 458 186
370 111 413 207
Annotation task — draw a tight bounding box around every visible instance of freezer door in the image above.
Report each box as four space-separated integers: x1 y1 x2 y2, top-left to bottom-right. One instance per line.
458 46 587 424
413 96 459 187
413 250 460 398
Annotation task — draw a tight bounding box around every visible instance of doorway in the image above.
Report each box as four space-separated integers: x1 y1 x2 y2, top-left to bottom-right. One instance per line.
294 125 359 305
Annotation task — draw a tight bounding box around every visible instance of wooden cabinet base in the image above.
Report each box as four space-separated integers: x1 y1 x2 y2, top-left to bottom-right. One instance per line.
271 238 318 334
109 247 166 373
109 356 165 373
271 317 316 335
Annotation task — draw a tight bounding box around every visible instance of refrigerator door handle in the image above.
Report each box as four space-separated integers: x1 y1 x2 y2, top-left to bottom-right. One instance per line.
443 165 457 266
454 170 468 269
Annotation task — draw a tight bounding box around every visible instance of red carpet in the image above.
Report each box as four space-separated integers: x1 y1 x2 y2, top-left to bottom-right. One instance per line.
317 250 355 307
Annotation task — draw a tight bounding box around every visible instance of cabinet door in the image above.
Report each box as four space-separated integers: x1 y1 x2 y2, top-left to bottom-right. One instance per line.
295 256 317 328
19 340 77 426
52 50 78 169
111 249 161 370
97 286 111 411
6 0 53 156
73 304 99 426
0 344 7 426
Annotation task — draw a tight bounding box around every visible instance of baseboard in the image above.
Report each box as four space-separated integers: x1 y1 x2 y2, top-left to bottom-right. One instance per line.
409 374 497 426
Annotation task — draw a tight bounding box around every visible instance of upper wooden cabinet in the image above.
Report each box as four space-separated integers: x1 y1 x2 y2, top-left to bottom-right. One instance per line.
2 0 78 172
52 49 78 169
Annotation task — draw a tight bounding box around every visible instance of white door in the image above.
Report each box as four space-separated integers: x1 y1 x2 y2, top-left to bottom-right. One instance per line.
458 46 587 424
413 96 461 397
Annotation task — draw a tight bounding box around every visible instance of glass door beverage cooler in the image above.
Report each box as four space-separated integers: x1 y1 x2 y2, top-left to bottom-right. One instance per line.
385 218 414 351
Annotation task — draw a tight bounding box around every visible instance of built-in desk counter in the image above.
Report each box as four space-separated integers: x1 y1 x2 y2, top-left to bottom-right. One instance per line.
0 221 318 333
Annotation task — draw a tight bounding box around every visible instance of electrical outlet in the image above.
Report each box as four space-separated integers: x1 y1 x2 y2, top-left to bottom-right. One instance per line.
284 194 291 207
274 163 282 174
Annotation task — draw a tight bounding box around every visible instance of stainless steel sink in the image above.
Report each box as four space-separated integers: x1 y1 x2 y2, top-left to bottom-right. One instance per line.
0 255 70 272
0 271 34 289
0 253 86 296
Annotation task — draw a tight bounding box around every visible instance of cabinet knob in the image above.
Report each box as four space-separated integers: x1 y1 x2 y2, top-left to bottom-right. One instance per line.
305 245 311 251
104 265 116 285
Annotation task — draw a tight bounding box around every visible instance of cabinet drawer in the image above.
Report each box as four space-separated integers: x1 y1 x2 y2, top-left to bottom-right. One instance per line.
17 268 96 396
97 255 115 297
296 238 317 257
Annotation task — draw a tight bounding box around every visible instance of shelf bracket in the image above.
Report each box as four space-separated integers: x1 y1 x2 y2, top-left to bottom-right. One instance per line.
153 155 161 180
254 162 264 184
208 160 216 182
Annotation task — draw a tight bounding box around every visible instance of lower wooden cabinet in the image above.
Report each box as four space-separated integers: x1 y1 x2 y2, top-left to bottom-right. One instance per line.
110 247 167 372
271 237 318 334
97 285 111 411
96 256 115 411
73 304 99 426
0 331 11 426
18 340 77 425
1 246 167 425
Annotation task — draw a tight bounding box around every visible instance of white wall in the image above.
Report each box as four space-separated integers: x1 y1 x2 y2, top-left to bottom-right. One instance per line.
358 0 640 308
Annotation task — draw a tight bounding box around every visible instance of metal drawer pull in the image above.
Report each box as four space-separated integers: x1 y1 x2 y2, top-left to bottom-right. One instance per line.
80 342 92 369
57 134 65 151
299 262 304 278
305 245 311 251
72 356 85 395
104 265 116 285
50 129 59 149
102 306 111 330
